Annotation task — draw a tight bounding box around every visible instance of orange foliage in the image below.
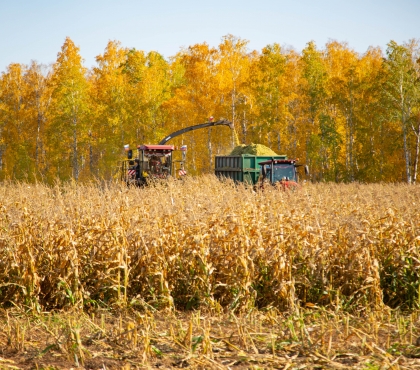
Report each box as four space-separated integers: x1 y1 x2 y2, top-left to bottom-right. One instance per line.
1 36 420 182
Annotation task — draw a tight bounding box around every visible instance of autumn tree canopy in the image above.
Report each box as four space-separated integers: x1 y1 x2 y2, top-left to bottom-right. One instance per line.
1 36 419 183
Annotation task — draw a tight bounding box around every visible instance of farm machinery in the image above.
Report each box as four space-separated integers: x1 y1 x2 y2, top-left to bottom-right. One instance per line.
258 158 309 189
121 119 233 186
215 155 309 188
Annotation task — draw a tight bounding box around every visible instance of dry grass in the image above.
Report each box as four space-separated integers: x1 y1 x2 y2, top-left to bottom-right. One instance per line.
0 177 420 368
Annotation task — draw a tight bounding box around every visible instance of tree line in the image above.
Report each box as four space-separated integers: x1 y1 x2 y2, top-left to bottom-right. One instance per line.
1 35 419 183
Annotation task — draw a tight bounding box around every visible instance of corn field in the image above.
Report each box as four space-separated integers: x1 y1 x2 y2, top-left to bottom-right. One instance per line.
1 177 419 313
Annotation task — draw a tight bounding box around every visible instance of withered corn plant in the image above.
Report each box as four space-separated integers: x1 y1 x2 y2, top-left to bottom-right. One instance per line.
0 177 419 313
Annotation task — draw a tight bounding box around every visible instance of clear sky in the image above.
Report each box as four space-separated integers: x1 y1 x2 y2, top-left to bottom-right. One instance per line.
1 0 419 72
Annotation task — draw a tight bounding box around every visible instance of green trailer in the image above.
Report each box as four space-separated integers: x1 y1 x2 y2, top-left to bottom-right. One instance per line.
215 154 288 185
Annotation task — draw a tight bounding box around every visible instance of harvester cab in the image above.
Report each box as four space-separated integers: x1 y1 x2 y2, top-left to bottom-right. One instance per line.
259 158 309 189
121 144 181 186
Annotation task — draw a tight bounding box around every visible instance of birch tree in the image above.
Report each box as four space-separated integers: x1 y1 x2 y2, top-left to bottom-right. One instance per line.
384 40 420 183
49 37 89 181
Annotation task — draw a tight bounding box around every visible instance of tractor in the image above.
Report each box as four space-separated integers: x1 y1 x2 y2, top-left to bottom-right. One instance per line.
259 158 309 189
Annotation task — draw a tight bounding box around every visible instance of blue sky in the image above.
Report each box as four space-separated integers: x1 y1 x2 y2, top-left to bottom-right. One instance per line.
1 0 419 72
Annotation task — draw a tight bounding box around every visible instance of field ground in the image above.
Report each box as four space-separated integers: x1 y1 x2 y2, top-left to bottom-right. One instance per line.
0 178 419 369
2 307 420 369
